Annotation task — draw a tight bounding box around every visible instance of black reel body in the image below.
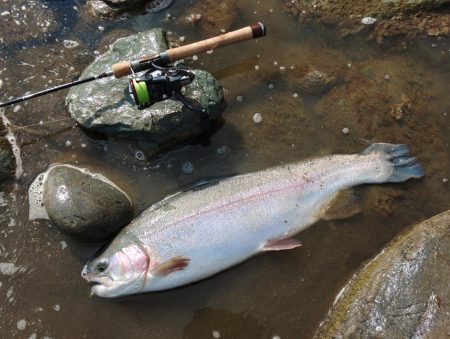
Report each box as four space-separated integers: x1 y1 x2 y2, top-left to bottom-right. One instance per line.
128 65 201 111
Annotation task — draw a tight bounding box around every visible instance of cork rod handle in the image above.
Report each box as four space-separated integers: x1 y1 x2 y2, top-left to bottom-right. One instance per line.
165 23 266 62
111 22 266 78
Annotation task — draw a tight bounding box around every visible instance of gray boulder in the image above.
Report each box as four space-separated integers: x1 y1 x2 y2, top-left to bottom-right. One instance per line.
88 0 173 20
315 210 450 338
42 165 132 242
66 28 225 157
0 137 14 183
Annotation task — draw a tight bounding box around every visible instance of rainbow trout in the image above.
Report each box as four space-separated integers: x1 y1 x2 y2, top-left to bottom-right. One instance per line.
82 143 423 298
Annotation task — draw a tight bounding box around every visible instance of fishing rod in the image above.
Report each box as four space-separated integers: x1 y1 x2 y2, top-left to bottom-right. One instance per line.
0 23 267 109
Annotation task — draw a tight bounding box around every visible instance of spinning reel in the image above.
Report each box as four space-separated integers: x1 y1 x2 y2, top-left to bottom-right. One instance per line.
0 23 267 109
128 64 203 112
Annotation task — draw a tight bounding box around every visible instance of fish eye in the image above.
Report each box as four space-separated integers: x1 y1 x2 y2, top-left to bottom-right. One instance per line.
96 261 108 273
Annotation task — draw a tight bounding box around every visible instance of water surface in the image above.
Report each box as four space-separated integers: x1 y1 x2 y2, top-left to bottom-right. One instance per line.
1 0 450 338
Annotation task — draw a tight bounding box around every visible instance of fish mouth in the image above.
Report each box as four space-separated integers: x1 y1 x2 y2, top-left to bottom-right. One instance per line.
81 265 113 287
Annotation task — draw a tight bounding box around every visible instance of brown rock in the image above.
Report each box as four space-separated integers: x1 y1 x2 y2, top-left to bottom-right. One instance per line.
315 210 450 338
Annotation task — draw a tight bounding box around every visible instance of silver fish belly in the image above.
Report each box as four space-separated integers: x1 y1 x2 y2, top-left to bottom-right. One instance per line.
83 143 423 297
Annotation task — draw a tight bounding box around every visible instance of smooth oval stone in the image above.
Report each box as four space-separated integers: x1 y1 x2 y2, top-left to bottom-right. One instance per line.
43 165 132 242
315 210 450 338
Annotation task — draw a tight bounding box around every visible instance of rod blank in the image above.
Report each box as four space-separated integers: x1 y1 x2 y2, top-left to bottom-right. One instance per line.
0 22 267 108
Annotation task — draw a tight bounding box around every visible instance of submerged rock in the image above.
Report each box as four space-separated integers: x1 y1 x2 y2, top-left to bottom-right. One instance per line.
30 165 132 242
88 0 173 20
315 210 450 338
0 137 14 183
286 0 450 42
297 69 336 95
66 28 225 157
180 0 238 35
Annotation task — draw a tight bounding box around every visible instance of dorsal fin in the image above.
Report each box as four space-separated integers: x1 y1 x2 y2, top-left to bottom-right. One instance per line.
148 175 238 211
181 174 237 193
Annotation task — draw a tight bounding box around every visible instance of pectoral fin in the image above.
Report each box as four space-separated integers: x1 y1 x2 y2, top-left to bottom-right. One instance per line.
154 256 190 277
322 189 362 221
262 238 302 252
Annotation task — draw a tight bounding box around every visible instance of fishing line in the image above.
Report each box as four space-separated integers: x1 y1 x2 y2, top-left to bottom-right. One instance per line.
2 117 77 133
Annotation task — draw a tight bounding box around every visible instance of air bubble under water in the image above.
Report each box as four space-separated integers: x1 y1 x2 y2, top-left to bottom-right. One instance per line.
28 173 49 220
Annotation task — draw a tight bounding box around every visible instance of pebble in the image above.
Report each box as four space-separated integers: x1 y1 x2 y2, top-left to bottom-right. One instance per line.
135 150 145 161
342 127 350 134
0 262 20 275
63 40 79 49
65 140 72 147
53 304 60 311
361 17 377 25
182 162 194 175
236 95 244 103
17 319 27 330
293 93 298 98
216 146 230 157
253 113 263 124
212 330 221 338
0 79 3 90
268 83 274 90
443 178 448 183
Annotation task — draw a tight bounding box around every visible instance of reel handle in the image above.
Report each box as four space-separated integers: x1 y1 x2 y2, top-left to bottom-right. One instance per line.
111 22 266 79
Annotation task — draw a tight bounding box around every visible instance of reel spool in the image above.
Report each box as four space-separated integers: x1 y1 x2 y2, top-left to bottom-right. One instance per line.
128 65 201 111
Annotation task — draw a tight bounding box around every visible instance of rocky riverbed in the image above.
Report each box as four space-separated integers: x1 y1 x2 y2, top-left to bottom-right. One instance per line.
0 0 449 338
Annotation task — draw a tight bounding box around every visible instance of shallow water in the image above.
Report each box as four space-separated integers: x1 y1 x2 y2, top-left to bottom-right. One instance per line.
1 0 450 338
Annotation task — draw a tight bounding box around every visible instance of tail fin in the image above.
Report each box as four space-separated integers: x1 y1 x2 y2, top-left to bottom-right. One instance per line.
363 143 424 183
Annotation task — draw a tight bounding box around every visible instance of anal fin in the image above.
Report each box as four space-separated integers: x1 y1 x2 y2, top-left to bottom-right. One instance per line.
322 189 362 221
262 238 302 252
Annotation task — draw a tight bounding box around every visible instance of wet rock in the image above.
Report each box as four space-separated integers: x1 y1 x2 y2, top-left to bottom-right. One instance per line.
297 69 336 95
40 165 132 242
88 0 172 20
88 0 122 20
66 28 225 157
315 210 450 338
0 137 14 183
